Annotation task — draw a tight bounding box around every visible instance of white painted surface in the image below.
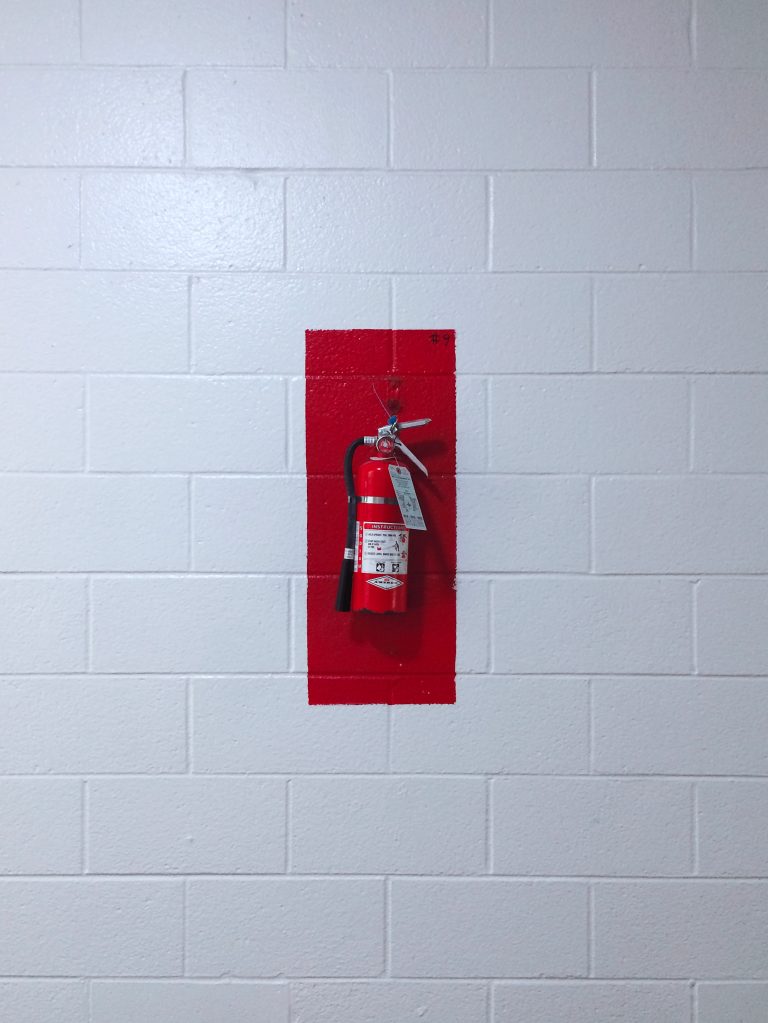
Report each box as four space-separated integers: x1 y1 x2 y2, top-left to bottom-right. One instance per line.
494 983 691 1022
291 776 487 874
390 880 588 977
186 879 384 976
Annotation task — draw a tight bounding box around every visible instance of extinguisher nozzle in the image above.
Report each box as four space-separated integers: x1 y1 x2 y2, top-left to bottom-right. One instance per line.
335 558 354 612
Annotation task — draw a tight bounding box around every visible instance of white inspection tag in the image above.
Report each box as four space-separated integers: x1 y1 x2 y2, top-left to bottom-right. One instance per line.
388 464 427 531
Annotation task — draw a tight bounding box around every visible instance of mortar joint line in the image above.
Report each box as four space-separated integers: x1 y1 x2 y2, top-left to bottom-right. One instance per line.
81 779 89 875
285 777 292 873
485 776 493 874
386 69 394 169
486 575 494 674
287 575 295 673
692 781 700 876
186 274 194 372
186 475 193 573
589 275 597 370
181 68 188 167
486 0 494 66
588 475 596 574
689 0 698 66
589 69 597 168
284 374 292 472
77 173 84 269
283 0 290 68
282 176 288 270
181 877 188 976
384 876 392 977
482 375 492 473
689 174 697 271
77 0 84 61
485 174 494 271
85 574 93 673
81 372 90 473
185 677 193 774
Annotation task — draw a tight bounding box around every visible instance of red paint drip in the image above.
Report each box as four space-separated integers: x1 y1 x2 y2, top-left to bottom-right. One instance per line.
306 329 457 705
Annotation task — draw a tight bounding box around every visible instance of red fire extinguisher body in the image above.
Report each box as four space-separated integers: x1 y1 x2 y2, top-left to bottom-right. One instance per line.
351 457 409 613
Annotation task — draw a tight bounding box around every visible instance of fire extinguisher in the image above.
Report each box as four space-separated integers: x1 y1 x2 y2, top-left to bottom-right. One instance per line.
335 415 430 613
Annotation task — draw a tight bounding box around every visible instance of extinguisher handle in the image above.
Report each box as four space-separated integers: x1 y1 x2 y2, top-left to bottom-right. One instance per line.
398 418 431 430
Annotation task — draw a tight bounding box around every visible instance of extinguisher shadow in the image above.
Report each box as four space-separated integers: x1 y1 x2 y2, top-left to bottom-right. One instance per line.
346 570 455 668
411 469 457 577
348 571 428 662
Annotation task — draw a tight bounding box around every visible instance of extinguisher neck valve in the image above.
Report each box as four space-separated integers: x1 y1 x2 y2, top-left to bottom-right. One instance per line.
368 415 431 474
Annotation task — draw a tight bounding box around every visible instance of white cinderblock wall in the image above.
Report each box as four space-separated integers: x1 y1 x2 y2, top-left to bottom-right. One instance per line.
1 1 768 1020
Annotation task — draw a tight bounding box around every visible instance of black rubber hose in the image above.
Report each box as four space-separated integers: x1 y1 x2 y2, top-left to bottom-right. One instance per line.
335 437 365 612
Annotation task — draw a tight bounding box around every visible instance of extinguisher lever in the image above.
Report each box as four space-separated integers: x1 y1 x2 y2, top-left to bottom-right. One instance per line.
397 418 431 431
395 437 428 477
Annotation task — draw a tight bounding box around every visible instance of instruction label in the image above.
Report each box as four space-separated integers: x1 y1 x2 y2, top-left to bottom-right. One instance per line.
389 465 427 531
358 521 409 576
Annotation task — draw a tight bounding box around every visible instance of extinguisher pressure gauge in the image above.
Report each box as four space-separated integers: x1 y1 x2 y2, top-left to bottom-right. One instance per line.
376 435 395 456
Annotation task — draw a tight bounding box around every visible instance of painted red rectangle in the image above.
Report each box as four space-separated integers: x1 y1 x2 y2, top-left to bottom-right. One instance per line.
306 329 456 706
